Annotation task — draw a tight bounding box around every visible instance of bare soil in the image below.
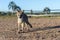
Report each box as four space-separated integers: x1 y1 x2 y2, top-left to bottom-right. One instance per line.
0 16 60 40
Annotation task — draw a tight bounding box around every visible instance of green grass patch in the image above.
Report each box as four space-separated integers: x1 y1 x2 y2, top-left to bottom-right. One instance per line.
30 16 60 18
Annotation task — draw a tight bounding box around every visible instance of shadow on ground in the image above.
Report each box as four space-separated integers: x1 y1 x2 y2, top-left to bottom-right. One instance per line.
27 26 60 32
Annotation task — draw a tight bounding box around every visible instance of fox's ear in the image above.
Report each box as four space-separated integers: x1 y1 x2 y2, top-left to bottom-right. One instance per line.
17 10 21 12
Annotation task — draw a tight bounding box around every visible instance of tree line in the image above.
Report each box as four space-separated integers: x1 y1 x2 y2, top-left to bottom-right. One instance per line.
1 1 60 16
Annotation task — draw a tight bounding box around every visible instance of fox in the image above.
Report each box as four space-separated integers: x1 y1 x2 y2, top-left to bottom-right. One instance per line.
16 10 32 33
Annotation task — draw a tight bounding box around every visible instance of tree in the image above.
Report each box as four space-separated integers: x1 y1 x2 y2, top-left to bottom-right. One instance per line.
8 1 21 15
43 7 50 14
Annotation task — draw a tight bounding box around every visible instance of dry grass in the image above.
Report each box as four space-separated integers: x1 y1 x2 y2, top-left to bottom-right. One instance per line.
0 16 60 40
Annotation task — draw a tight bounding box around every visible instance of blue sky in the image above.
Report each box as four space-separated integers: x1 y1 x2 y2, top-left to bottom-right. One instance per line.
0 0 60 11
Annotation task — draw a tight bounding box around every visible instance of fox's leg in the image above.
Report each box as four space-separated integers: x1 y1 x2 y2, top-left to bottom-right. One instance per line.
21 22 25 31
17 22 22 32
17 19 23 33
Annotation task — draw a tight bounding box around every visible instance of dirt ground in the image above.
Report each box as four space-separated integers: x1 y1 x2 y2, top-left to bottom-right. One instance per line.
0 16 60 40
